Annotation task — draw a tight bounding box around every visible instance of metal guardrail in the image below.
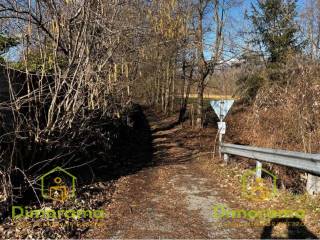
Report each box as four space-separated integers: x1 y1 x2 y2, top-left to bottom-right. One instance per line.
221 143 320 176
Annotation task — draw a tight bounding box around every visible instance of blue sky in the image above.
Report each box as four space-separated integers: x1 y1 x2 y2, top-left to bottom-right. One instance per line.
229 0 307 19
4 0 309 62
204 0 308 60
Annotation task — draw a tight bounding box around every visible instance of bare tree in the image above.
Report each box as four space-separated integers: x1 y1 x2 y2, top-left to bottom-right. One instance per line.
193 0 226 127
302 0 320 59
0 0 150 201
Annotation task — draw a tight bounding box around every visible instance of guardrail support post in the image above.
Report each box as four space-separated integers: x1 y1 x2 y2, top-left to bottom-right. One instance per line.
219 133 222 158
223 153 229 163
221 143 320 194
256 161 262 178
307 174 320 195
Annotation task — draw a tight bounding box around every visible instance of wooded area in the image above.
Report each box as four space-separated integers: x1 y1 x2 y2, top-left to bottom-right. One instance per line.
0 0 320 238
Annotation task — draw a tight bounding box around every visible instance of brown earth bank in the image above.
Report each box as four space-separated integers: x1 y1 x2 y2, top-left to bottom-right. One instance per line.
85 108 320 239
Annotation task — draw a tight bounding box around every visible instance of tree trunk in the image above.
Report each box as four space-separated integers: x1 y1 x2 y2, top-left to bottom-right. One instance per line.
178 81 191 123
196 81 204 128
156 75 160 105
164 63 171 114
195 5 206 128
178 61 193 123
171 72 175 113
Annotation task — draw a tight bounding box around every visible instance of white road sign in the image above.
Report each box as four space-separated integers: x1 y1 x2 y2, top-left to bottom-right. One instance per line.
210 99 234 121
218 122 226 134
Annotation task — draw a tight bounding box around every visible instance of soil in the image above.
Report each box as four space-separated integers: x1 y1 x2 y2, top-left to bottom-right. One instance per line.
85 110 262 239
2 107 319 239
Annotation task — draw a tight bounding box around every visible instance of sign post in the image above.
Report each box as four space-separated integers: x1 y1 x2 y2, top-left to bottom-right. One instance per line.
210 99 234 161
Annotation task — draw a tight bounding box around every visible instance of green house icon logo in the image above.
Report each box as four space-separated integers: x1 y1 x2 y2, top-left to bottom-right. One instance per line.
40 167 76 202
241 167 277 202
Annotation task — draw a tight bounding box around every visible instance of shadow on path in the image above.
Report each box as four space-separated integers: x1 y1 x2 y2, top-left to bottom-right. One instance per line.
261 218 318 239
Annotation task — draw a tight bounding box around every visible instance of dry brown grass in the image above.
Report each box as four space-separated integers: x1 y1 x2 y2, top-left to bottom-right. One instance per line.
228 58 320 153
225 56 320 194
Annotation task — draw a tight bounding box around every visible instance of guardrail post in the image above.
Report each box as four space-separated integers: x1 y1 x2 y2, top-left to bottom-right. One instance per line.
256 161 262 178
223 153 229 163
307 174 320 195
219 133 222 158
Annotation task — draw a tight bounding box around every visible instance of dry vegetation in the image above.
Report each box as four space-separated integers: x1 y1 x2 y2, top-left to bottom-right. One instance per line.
0 0 319 238
228 56 320 153
225 56 320 194
0 0 240 208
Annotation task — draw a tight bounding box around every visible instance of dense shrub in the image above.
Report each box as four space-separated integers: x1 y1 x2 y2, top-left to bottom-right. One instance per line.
0 102 152 208
229 56 320 192
236 72 266 103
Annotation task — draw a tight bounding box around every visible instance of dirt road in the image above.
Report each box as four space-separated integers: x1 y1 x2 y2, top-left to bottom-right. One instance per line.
85 113 261 239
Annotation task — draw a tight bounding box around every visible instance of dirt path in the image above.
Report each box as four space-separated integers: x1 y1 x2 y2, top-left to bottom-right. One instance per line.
86 112 260 239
